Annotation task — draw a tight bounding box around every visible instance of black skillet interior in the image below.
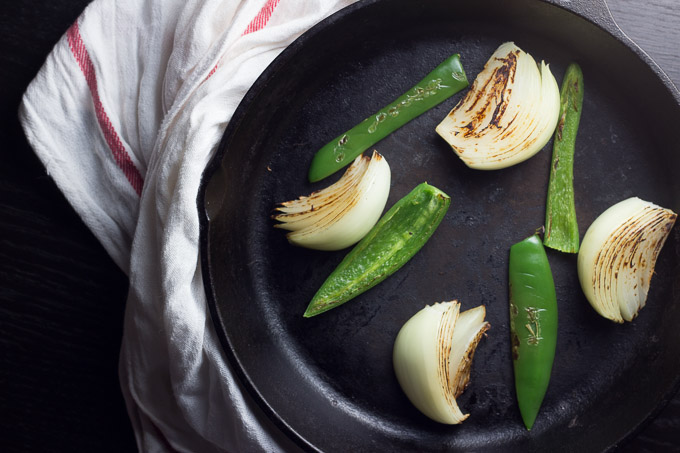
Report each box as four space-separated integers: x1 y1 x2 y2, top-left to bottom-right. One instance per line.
199 0 680 451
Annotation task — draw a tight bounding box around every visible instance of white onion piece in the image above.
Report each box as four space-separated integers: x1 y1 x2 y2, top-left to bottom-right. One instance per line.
393 301 490 424
435 42 560 170
273 150 390 251
578 197 677 323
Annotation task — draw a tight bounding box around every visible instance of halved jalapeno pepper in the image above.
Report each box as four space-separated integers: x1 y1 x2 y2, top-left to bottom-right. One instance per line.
304 183 450 317
308 54 468 182
509 233 558 430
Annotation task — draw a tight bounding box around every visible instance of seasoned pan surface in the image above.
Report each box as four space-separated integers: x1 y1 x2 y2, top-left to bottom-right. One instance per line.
199 0 680 451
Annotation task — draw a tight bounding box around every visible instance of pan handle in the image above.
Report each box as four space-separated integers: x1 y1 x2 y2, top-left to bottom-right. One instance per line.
546 0 680 98
544 0 623 39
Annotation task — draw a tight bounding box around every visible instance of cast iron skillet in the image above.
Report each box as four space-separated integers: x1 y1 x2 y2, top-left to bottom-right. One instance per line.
198 0 680 451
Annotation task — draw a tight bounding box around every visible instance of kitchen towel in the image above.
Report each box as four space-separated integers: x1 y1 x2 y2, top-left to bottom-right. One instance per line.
19 0 356 451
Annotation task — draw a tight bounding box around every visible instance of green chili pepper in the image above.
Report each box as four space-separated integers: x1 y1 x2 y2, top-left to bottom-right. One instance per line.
509 234 558 430
544 63 584 253
304 183 450 317
307 54 469 182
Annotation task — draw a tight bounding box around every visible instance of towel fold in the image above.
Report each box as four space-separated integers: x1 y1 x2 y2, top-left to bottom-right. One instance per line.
20 0 356 451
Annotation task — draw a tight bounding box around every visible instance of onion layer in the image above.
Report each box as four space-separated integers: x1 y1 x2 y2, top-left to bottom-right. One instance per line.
435 42 560 170
393 301 490 424
577 197 677 322
274 151 390 251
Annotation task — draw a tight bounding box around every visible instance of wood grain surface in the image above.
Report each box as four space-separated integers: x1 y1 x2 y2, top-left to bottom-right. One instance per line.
0 1 678 452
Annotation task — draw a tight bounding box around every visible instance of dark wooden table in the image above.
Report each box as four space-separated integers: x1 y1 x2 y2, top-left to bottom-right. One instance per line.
1 1 678 451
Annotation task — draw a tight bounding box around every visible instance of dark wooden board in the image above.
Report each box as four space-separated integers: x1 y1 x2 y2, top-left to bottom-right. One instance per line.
0 1 135 452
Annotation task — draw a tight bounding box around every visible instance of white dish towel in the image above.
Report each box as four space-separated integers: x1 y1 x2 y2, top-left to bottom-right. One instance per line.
19 0 356 451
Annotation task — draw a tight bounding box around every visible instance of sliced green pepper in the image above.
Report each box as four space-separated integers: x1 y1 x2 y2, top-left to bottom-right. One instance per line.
308 54 469 182
544 63 584 253
304 183 450 317
509 234 558 430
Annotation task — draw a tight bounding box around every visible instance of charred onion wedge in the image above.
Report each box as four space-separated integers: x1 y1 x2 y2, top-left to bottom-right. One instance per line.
274 151 390 251
393 301 490 424
577 197 677 322
436 42 560 170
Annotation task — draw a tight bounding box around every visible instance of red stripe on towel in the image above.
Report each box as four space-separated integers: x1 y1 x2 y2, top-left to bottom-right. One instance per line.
205 0 282 81
242 0 281 36
205 64 219 81
66 21 144 197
